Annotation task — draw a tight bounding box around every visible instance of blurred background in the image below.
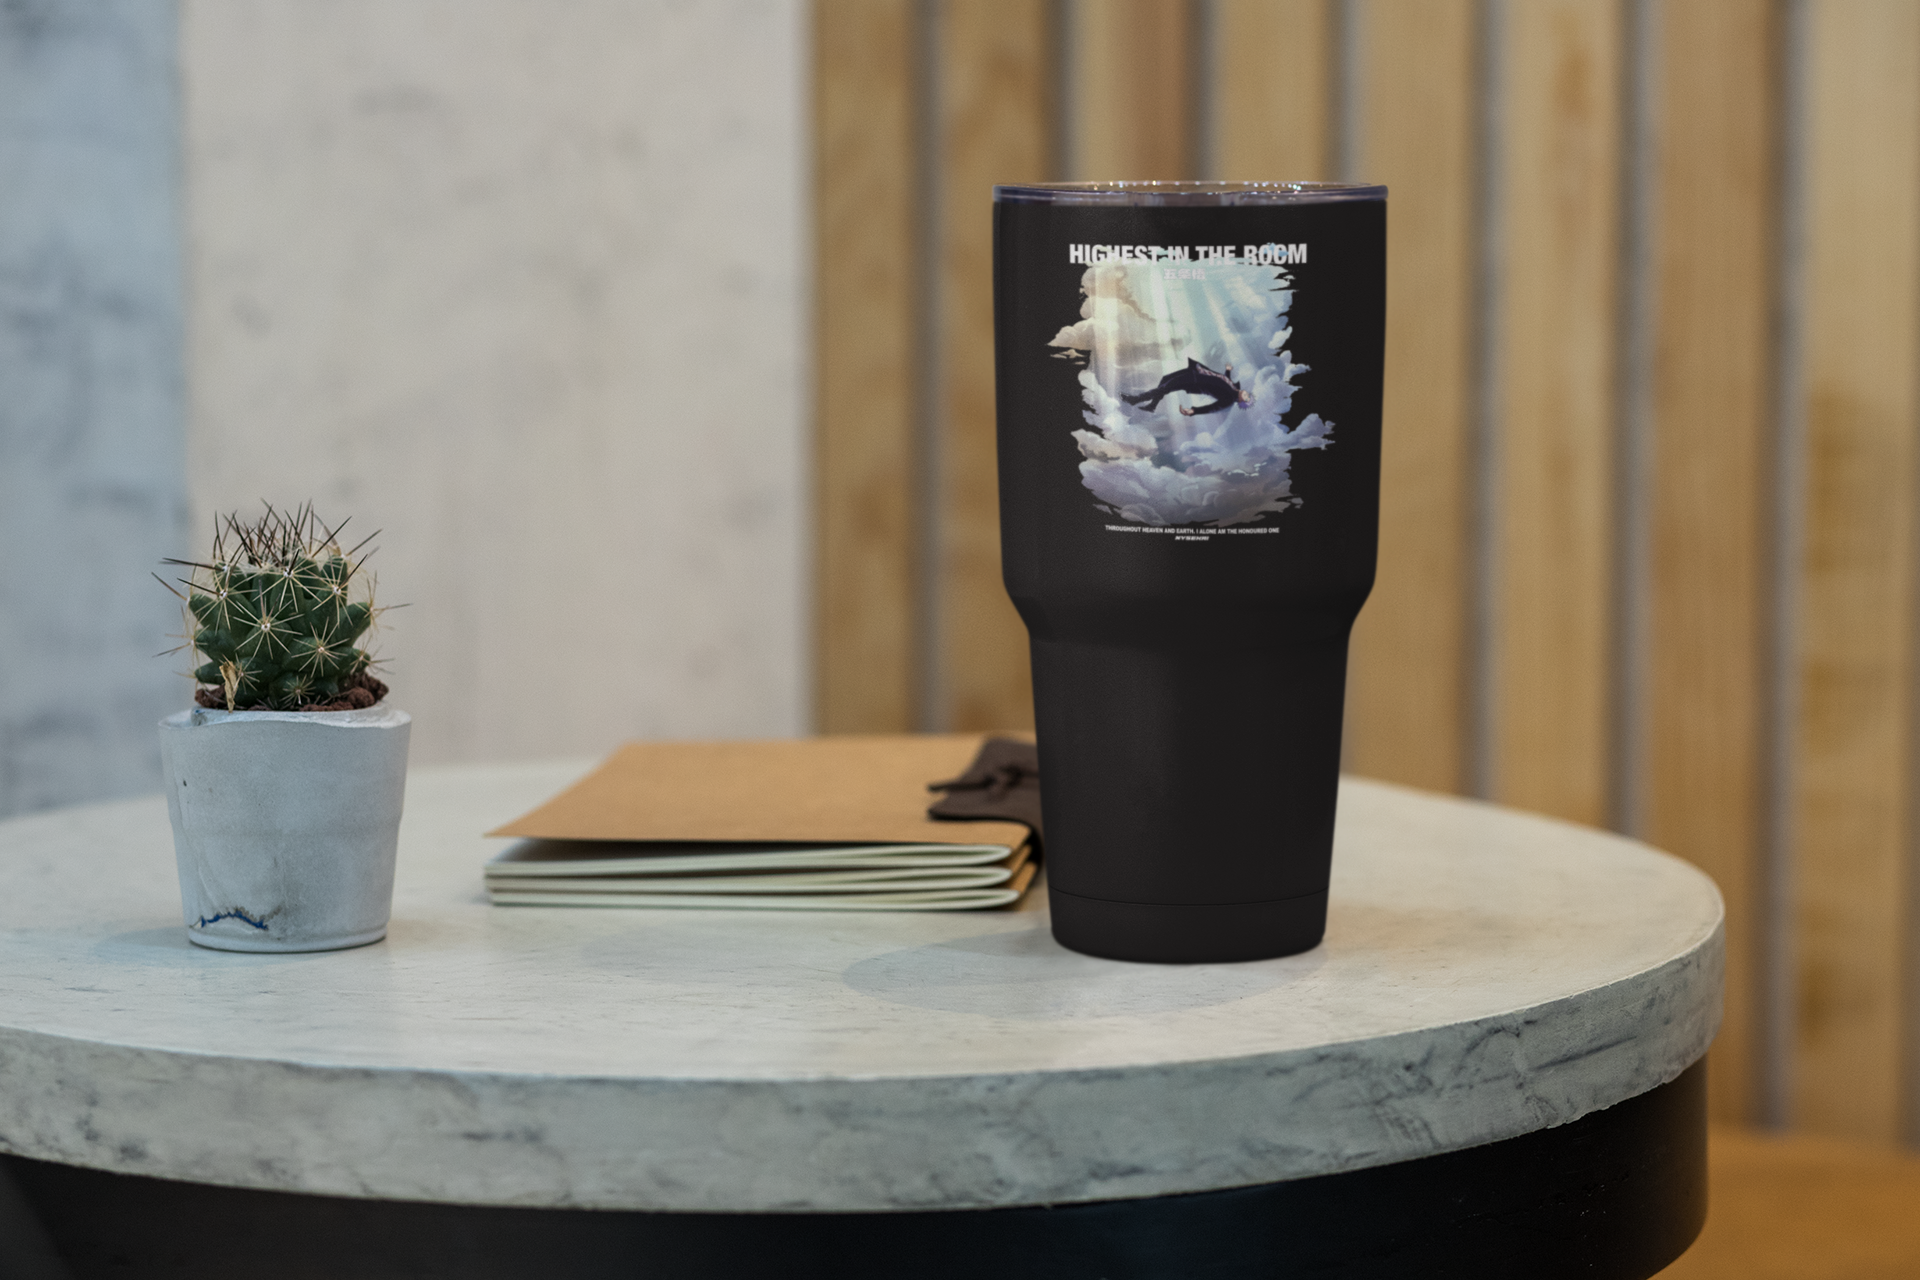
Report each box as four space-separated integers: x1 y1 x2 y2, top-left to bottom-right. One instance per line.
2 0 1916 1156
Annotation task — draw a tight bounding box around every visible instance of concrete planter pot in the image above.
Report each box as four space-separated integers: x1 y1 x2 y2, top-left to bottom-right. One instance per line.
158 706 411 952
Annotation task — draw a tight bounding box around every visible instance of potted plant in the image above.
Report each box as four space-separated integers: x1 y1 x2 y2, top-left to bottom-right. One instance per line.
156 504 410 952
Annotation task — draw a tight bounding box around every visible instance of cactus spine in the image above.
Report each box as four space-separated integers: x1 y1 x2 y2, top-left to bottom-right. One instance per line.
162 505 387 712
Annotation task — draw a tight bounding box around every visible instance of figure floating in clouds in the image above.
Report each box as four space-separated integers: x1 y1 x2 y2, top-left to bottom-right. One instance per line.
1122 358 1254 417
1047 259 1332 526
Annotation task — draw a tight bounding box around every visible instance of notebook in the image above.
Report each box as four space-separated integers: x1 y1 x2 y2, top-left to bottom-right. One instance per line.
484 735 1039 911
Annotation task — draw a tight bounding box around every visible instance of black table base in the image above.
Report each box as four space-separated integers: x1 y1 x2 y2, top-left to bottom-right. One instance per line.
1 1060 1704 1280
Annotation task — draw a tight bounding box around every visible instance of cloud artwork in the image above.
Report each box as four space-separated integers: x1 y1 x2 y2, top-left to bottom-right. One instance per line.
1049 260 1332 527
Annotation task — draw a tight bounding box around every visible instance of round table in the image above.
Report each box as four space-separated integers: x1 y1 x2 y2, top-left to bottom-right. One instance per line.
0 761 1722 1278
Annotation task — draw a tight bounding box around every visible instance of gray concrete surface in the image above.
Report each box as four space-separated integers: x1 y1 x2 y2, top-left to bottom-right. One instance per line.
0 0 190 819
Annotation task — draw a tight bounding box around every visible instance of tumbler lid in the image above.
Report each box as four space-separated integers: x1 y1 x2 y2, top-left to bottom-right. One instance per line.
993 180 1387 206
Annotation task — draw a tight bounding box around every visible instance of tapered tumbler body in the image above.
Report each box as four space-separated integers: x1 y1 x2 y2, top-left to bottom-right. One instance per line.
993 183 1386 963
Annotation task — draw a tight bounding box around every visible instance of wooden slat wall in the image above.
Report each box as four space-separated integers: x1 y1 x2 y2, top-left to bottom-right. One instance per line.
813 0 1920 1143
1216 0 1332 182
1795 0 1920 1143
814 1 917 734
1645 0 1776 1133
1074 0 1195 179
1491 0 1620 829
1341 0 1476 795
935 0 1050 733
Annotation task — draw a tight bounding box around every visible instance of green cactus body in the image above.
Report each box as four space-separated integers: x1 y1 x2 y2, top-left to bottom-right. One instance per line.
165 505 384 712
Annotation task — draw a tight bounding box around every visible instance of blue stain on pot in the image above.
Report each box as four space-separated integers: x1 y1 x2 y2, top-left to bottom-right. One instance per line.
196 909 269 931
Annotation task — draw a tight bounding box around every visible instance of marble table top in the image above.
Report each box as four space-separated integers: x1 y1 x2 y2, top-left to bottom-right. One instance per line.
0 760 1723 1212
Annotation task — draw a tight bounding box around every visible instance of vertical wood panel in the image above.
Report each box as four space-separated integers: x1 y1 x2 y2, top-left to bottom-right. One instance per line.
1492 0 1620 825
1794 0 1920 1142
1645 0 1777 1126
1216 0 1332 181
815 0 918 733
1342 0 1476 794
937 0 1051 731
810 0 1920 1137
1075 0 1195 179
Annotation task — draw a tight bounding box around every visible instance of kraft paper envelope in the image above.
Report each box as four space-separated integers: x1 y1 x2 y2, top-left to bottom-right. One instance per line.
487 734 1032 850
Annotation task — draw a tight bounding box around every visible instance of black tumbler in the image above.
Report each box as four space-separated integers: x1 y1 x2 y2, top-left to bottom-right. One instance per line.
993 182 1386 964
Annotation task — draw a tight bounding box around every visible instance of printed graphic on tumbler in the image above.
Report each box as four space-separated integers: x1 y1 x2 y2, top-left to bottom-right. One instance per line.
1049 258 1331 527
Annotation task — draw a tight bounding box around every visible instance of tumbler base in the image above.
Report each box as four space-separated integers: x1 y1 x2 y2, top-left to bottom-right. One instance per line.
1048 887 1328 964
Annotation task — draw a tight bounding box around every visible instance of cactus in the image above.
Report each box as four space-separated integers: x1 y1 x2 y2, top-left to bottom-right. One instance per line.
160 504 389 712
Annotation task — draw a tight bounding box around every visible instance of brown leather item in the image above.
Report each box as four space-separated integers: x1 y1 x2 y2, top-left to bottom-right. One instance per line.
488 734 1030 851
926 737 1042 847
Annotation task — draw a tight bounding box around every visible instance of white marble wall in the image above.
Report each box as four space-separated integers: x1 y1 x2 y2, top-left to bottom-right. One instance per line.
0 2 191 819
179 0 812 767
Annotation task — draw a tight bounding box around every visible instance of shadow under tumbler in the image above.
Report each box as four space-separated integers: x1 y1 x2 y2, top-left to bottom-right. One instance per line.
993 182 1386 964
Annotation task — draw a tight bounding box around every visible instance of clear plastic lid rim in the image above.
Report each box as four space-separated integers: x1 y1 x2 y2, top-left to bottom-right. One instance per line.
993 180 1387 206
